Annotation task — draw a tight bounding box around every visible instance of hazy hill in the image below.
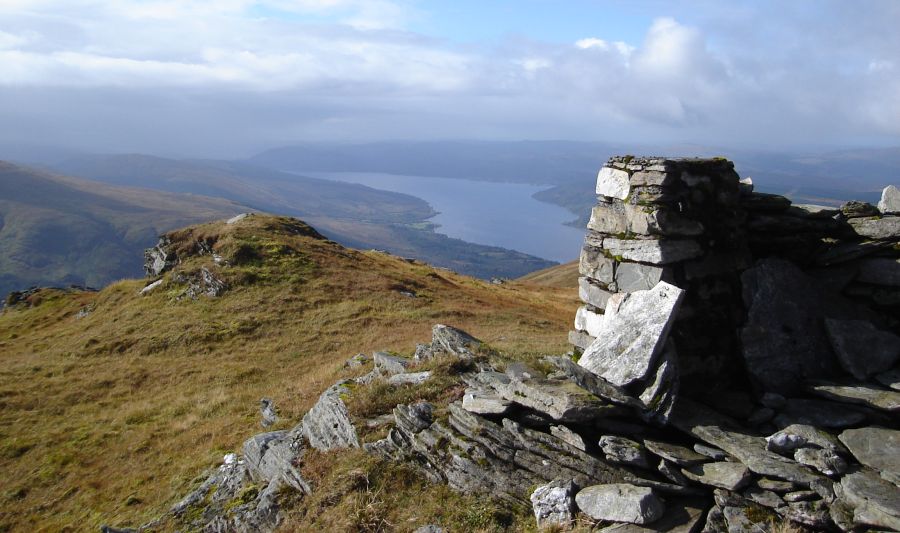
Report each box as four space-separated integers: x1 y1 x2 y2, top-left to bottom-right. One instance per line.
49 154 556 279
0 214 577 531
0 161 248 295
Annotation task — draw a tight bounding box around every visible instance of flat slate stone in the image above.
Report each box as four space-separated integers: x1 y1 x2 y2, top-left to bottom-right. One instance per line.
495 377 620 422
461 387 511 415
599 435 651 469
794 447 847 476
614 262 672 293
849 216 900 240
579 276 613 310
839 428 900 485
681 462 752 490
775 399 868 429
825 318 900 380
637 343 679 424
602 237 703 265
839 469 900 531
579 282 685 387
644 440 709 466
597 498 707 533
671 399 822 484
373 352 412 375
576 483 665 525
694 443 728 461
767 424 847 455
807 382 900 413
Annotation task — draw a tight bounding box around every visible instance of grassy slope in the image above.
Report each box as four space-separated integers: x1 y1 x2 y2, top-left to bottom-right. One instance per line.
0 215 578 532
0 161 248 294
516 260 580 289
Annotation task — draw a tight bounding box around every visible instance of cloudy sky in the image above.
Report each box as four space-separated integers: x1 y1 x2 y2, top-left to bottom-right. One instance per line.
1 0 899 157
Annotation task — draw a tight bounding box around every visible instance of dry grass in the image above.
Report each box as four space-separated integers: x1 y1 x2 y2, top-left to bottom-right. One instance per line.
516 260 579 289
0 215 578 532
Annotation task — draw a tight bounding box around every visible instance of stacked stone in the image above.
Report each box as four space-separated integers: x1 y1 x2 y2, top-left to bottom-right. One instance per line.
571 156 750 390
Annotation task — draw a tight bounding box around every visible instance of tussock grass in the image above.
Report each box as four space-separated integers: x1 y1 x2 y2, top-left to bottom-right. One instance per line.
0 215 578 532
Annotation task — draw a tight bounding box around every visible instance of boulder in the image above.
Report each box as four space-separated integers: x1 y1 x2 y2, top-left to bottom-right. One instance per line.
579 281 685 387
596 166 631 200
139 279 163 295
599 436 651 469
878 185 900 214
824 319 900 380
301 381 359 451
431 324 481 356
530 479 577 528
840 201 879 218
793 448 847 476
260 398 278 428
576 484 665 525
681 462 752 490
839 428 900 485
373 352 412 375
838 469 900 531
807 382 900 413
849 216 900 240
740 258 845 393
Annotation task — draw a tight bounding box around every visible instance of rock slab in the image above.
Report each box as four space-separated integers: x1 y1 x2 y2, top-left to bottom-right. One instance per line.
576 483 665 525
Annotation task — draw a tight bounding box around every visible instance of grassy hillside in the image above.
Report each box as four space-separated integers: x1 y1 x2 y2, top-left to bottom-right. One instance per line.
0 161 248 295
0 214 578 532
49 155 556 279
516 260 579 289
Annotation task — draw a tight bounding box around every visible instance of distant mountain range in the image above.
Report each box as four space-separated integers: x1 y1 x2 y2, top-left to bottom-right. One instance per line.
0 161 247 295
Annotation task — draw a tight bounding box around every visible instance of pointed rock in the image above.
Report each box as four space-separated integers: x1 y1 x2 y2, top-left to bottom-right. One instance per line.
579 281 685 387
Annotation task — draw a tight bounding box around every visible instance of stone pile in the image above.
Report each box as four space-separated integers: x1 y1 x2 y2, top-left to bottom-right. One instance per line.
108 157 900 533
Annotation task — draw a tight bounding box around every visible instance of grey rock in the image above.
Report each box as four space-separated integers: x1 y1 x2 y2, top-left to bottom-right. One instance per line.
596 166 631 200
744 487 784 510
576 484 665 525
301 381 359 451
875 367 900 391
644 440 708 467
413 526 444 533
588 201 628 234
579 244 616 285
849 216 900 239
765 432 807 456
789 203 840 218
825 319 900 380
839 427 900 485
841 200 880 218
857 257 900 286
739 177 754 195
139 279 163 295
598 498 707 533
783 490 818 503
769 424 847 455
260 398 277 428
544 356 643 408
740 258 844 394
775 398 867 429
242 430 309 493
413 343 434 361
495 376 621 422
579 276 613 309
793 448 847 476
550 425 587 451
637 343 679 424
625 205 704 236
574 305 605 338
839 469 900 530
344 353 370 369
431 324 481 357
808 381 900 413
657 459 691 485
579 282 685 387
226 213 251 224
144 237 177 276
602 237 703 265
461 387 511 415
742 192 792 212
757 478 798 493
878 185 900 214
694 443 728 461
671 399 822 484
614 262 672 293
373 352 412 375
701 504 727 533
387 371 432 386
781 499 834 530
568 329 596 352
530 479 577 528
722 503 776 532
599 435 651 469
681 462 752 490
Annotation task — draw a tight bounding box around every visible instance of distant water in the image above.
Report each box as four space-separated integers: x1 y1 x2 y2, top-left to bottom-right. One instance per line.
302 171 586 263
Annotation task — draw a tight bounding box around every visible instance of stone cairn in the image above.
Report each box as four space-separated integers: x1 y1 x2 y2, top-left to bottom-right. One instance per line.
111 162 900 533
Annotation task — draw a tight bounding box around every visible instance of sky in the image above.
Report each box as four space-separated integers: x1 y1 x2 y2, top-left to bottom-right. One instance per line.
0 0 899 157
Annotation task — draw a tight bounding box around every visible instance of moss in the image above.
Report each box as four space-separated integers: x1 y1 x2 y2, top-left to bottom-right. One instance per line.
224 484 259 512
